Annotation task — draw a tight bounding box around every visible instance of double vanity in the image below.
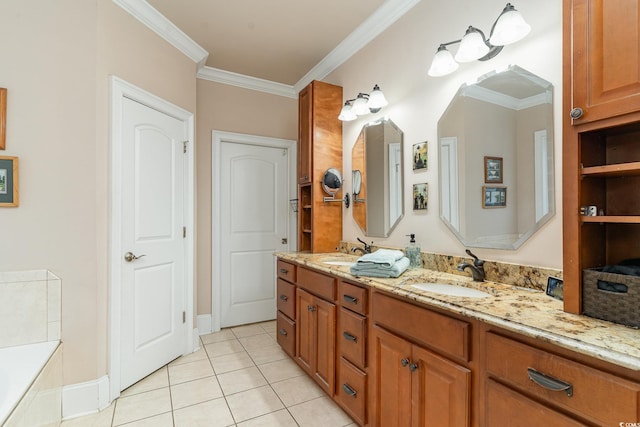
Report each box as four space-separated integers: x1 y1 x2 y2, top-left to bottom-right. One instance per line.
275 251 640 426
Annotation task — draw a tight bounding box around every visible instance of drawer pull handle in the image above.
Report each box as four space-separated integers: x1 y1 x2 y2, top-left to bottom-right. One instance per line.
342 383 357 397
527 368 573 397
343 331 357 342
279 268 289 274
279 295 288 302
343 295 358 304
279 328 287 336
401 358 410 367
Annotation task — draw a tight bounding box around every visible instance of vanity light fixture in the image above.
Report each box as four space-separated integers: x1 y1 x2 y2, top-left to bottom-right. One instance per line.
427 3 531 77
338 84 388 121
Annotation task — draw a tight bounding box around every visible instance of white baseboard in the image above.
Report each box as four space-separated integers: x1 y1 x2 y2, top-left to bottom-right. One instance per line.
192 328 201 351
197 314 212 335
62 375 110 420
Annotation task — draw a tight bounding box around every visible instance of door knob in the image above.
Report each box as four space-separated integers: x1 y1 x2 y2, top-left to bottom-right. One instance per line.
124 252 146 262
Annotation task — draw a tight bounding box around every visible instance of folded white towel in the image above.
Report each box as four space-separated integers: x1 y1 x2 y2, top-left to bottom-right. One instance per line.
355 249 405 269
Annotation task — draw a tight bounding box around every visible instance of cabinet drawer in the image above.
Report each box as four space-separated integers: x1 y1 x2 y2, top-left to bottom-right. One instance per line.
276 312 295 357
372 292 469 362
297 267 336 301
485 379 585 426
485 332 640 425
338 280 368 315
277 279 295 319
338 307 366 369
277 259 296 283
336 357 367 426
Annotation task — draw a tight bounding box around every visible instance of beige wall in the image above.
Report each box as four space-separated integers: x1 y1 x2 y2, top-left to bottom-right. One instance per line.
195 80 297 315
0 0 196 385
327 0 563 269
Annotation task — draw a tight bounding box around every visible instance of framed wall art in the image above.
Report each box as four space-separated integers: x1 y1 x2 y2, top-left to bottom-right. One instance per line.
413 141 428 170
413 183 428 210
0 156 18 207
484 156 503 183
482 185 506 208
0 88 6 150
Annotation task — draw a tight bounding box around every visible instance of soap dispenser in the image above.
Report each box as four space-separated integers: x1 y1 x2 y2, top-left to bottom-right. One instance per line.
405 234 421 268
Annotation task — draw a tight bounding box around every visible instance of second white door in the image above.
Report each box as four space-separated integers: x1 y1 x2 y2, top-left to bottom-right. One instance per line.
220 141 290 327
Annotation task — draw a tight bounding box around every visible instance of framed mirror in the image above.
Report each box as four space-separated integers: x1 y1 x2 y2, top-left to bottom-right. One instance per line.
352 118 404 237
438 65 554 249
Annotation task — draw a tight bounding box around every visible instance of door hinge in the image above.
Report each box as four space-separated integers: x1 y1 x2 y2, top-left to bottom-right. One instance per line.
182 311 186 323
183 141 188 153
183 226 186 238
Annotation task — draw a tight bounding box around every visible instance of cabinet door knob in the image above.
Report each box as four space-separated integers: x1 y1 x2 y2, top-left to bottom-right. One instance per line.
527 368 573 397
279 328 287 336
279 295 288 302
409 363 418 372
401 358 410 367
570 107 584 119
307 305 316 312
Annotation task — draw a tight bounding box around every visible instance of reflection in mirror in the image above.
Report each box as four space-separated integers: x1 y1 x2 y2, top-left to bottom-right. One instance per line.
438 65 554 249
322 168 342 196
352 118 404 237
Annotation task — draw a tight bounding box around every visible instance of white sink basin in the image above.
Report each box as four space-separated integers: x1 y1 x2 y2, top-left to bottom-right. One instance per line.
322 260 355 266
410 283 492 298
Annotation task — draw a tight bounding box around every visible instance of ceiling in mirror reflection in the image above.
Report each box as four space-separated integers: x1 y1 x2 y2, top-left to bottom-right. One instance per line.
352 119 404 237
438 65 554 250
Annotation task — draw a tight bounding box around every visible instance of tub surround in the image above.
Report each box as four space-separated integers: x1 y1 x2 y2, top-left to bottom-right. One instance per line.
276 251 639 372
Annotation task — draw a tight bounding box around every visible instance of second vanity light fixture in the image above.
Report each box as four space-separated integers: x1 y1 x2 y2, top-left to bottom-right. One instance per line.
428 3 531 77
338 84 388 121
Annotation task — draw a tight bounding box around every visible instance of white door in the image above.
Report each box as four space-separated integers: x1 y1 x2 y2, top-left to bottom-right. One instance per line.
219 142 289 327
119 97 187 390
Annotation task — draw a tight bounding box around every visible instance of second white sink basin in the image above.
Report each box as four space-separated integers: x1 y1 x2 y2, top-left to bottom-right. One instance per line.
410 283 492 298
322 260 355 266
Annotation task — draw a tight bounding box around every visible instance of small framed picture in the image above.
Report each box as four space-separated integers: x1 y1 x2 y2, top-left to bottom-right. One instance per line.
484 156 503 183
0 155 18 207
413 141 428 170
413 183 428 210
482 185 506 208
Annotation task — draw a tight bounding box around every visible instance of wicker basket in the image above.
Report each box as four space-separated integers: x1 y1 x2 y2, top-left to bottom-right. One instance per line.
583 268 640 328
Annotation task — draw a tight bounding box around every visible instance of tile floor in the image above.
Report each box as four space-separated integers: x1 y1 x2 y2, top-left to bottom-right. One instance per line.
61 321 355 427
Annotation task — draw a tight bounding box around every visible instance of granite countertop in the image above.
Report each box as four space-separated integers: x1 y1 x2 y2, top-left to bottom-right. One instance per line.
276 251 640 372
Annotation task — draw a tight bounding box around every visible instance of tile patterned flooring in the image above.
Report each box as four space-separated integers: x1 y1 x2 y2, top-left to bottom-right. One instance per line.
61 321 355 426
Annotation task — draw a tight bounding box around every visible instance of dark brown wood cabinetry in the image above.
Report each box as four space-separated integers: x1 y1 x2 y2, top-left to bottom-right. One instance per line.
275 260 296 357
563 0 640 313
297 81 343 253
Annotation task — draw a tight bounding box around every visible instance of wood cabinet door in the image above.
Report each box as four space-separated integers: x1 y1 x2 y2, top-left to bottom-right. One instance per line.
295 288 314 375
298 83 312 184
411 344 471 427
371 326 412 427
570 0 640 124
313 296 336 395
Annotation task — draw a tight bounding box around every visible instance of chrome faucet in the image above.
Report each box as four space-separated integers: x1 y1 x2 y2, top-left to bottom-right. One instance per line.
351 237 373 255
457 249 486 282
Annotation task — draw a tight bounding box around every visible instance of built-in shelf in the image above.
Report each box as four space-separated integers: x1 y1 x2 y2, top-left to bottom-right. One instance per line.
581 216 640 223
581 162 640 177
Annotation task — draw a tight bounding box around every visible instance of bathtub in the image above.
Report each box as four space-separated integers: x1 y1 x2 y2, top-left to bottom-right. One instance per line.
0 340 61 426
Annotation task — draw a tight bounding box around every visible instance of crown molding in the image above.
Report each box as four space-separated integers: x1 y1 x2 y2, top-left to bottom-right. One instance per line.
113 0 208 66
293 0 422 93
197 67 298 98
462 84 551 111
